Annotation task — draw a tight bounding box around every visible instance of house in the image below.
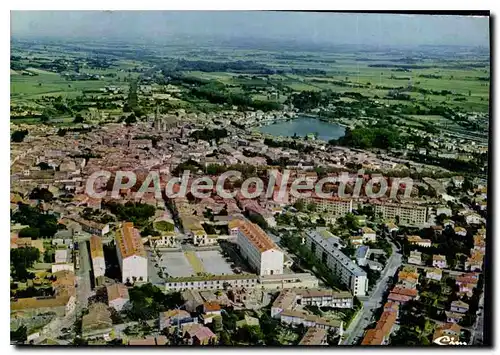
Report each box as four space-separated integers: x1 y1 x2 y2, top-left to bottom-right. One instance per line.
201 302 222 324
55 249 70 264
159 309 197 330
182 324 217 345
236 315 260 329
450 300 469 314
361 308 398 345
181 289 205 313
271 289 297 317
464 213 484 226
388 286 418 304
465 250 484 271
361 329 385 345
383 301 399 315
443 219 455 228
192 230 218 247
361 227 376 242
385 222 399 233
452 176 464 188
397 270 419 289
90 235 105 283
52 263 75 273
455 273 479 297
432 255 447 269
436 206 452 217
150 232 178 248
106 283 130 311
473 235 486 253
454 227 467 237
445 311 465 324
408 250 422 265
406 235 431 248
298 327 328 345
279 310 343 334
426 268 443 281
349 236 364 247
431 225 443 235
433 323 462 344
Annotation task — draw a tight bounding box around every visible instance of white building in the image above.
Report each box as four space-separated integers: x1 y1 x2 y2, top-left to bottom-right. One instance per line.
372 202 427 227
234 220 284 276
296 289 353 308
51 263 75 273
115 222 148 284
408 250 422 265
305 230 368 296
55 249 70 264
306 197 353 217
436 206 452 217
164 274 259 292
361 227 376 242
432 255 447 269
90 235 105 279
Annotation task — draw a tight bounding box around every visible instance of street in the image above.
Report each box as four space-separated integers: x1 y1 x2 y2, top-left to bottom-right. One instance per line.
76 240 93 311
470 292 484 345
341 239 402 345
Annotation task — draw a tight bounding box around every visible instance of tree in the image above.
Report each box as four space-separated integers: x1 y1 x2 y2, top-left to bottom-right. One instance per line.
44 249 55 263
39 113 50 123
10 325 27 344
213 315 223 332
18 227 40 239
73 114 84 124
307 203 317 212
11 130 28 143
11 247 40 281
29 187 53 202
293 199 306 212
125 113 137 125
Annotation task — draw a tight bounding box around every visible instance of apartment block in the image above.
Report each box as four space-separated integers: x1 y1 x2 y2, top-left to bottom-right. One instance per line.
305 230 368 296
371 201 427 227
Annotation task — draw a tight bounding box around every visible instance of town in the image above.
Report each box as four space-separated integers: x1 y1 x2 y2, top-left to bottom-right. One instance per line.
10 11 489 347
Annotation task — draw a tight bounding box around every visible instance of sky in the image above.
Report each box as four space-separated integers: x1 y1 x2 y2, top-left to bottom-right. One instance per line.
10 11 490 47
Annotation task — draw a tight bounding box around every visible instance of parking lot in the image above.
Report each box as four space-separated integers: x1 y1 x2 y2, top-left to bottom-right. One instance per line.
159 251 195 277
195 250 234 275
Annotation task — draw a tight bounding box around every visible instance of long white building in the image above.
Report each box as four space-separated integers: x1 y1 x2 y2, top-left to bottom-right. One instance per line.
115 222 148 284
234 220 284 276
305 230 368 296
89 235 105 281
370 201 427 227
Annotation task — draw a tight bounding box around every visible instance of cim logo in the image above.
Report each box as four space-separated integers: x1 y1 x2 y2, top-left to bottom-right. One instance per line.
433 335 468 346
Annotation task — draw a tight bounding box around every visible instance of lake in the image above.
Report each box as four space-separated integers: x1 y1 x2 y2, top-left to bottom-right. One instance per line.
258 116 346 141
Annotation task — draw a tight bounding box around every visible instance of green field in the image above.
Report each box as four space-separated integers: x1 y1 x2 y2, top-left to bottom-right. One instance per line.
10 39 490 131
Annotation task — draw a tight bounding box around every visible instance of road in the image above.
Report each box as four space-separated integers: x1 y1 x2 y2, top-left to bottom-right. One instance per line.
470 292 485 345
76 240 93 311
32 241 93 344
341 240 402 345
